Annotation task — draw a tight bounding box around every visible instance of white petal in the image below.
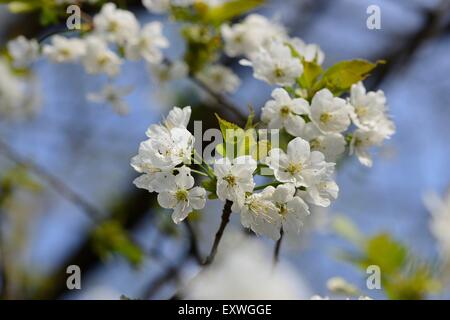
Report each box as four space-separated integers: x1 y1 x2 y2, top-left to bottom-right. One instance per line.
287 137 310 163
157 191 177 209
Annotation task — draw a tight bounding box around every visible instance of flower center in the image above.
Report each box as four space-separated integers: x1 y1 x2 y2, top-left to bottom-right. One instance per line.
274 67 285 78
223 175 237 187
280 106 291 117
287 162 302 175
97 55 110 66
320 112 332 124
277 203 288 216
355 106 368 117
108 21 119 32
309 138 321 150
175 189 188 202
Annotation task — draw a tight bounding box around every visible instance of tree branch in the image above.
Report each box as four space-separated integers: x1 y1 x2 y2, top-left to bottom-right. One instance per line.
273 228 284 266
204 200 232 265
0 138 103 222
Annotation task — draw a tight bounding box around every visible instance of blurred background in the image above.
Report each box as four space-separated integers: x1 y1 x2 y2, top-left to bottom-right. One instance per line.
0 0 449 300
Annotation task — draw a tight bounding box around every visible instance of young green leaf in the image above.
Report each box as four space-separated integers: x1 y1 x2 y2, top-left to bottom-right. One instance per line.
313 59 384 95
203 0 265 25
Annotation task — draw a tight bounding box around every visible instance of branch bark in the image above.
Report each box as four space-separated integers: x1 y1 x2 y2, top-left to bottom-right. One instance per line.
204 200 232 265
273 228 284 266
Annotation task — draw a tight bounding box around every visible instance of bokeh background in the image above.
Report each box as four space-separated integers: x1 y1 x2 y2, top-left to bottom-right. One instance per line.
0 0 449 299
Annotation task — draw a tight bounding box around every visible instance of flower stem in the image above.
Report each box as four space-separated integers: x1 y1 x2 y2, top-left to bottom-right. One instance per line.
190 169 209 177
204 200 232 265
273 227 284 266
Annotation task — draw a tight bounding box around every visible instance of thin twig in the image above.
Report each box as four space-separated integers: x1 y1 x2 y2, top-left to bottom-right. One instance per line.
204 200 232 265
184 219 203 265
189 76 247 123
0 139 103 222
273 228 284 266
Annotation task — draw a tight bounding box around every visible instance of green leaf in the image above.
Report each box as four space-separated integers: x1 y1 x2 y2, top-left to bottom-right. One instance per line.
385 266 441 300
364 233 408 274
215 113 241 139
298 60 323 90
91 221 144 267
203 0 265 25
313 59 384 95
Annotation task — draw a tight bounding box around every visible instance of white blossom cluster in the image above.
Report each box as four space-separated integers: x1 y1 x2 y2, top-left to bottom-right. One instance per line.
217 12 394 167
131 106 207 224
4 3 180 115
183 232 311 299
128 3 395 239
2 1 395 242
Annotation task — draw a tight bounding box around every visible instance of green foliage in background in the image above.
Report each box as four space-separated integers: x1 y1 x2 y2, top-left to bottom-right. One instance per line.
334 216 440 300
91 220 144 267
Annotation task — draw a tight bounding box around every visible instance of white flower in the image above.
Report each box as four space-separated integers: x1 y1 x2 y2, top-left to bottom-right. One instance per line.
261 88 309 136
197 64 241 94
242 41 302 87
43 35 86 63
143 105 191 138
221 14 286 58
82 36 122 77
300 122 346 162
93 3 139 45
87 84 133 115
157 166 206 224
424 190 450 260
183 233 311 299
125 22 169 64
142 0 170 13
298 164 338 207
7 36 39 68
271 183 309 236
148 126 194 165
349 82 390 131
131 124 194 194
265 137 327 188
310 295 330 300
132 123 194 179
233 186 281 240
131 140 177 193
326 277 359 296
349 119 394 167
164 106 191 129
347 82 395 167
214 156 257 207
290 37 325 65
149 60 188 83
310 89 351 133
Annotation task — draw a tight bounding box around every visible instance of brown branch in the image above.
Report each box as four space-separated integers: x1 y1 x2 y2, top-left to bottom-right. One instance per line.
189 76 247 124
273 227 284 266
0 138 103 222
204 200 232 265
370 0 450 89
